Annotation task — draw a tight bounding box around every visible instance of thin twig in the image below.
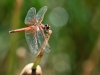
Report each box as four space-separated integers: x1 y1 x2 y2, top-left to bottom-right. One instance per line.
32 30 52 70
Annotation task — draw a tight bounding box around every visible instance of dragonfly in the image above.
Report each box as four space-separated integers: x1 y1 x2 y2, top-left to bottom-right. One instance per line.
9 6 51 53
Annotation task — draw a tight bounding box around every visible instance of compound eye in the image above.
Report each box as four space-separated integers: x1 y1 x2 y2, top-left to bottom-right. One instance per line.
43 27 45 29
45 24 47 26
47 27 49 29
47 26 50 29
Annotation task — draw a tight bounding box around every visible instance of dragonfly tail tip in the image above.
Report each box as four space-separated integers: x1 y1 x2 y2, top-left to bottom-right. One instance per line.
9 30 14 33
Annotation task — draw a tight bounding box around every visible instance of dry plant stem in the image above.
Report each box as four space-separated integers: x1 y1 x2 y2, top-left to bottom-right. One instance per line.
32 30 52 70
6 0 23 75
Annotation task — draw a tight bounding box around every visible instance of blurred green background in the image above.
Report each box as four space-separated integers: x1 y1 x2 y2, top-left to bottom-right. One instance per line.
0 0 100 75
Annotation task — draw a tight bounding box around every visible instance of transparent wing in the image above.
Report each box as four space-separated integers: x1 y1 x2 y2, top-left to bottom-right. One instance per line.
36 27 50 53
25 29 38 53
45 44 51 53
36 6 47 23
24 7 36 25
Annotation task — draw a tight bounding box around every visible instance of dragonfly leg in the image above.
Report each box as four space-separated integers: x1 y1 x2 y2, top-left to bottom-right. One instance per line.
38 26 50 49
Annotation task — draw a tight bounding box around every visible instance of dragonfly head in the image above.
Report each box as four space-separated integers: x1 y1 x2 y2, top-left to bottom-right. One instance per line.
44 24 50 30
43 24 50 34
